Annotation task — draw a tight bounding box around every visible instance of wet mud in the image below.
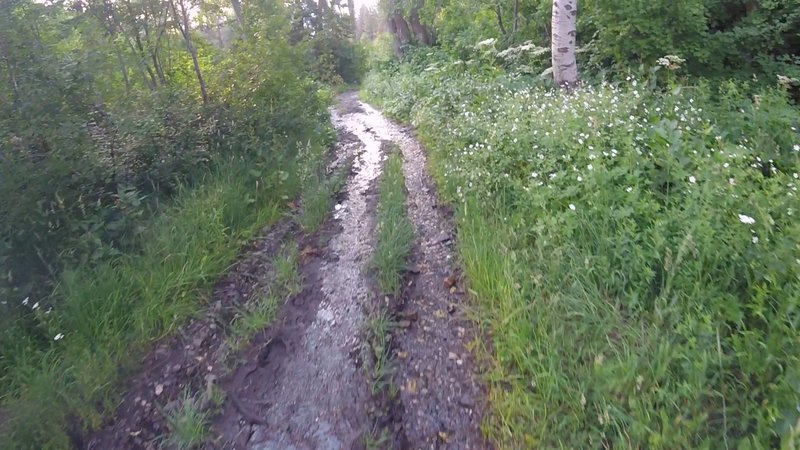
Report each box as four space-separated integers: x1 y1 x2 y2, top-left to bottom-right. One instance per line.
84 92 487 450
335 92 488 450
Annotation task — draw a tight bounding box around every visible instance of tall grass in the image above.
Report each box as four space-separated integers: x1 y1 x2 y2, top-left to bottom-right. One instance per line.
363 55 800 448
0 155 300 449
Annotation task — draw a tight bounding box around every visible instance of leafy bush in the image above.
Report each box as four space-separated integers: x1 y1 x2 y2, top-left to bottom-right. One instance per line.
363 56 800 447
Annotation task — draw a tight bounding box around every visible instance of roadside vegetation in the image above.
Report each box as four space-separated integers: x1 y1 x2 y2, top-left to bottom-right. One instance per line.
0 0 362 447
362 6 800 446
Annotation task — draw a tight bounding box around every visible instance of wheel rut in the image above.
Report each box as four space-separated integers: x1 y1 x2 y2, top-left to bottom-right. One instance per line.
334 92 489 449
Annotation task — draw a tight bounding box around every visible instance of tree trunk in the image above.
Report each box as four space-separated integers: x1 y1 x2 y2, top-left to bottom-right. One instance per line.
551 0 578 87
495 5 507 35
387 16 403 57
393 15 412 47
230 0 245 27
513 0 519 33
171 0 209 103
409 9 432 45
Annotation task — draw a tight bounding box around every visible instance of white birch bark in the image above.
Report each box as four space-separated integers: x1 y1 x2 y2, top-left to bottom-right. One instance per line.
551 0 579 87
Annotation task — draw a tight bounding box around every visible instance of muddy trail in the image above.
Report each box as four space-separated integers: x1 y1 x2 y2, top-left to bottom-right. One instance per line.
85 92 487 450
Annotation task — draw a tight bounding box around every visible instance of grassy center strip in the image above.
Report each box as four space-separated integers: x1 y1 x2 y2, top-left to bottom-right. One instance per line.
364 145 414 449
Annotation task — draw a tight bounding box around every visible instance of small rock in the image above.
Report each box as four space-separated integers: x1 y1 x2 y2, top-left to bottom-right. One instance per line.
397 351 408 359
443 275 457 289
458 395 475 408
398 320 412 328
448 352 457 360
154 384 164 396
171 363 182 373
398 309 418 322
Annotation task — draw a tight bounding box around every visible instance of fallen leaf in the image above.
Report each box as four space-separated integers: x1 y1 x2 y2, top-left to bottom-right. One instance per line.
406 378 418 394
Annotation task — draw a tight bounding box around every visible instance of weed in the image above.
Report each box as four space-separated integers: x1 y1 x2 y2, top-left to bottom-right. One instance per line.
161 390 211 450
364 56 800 448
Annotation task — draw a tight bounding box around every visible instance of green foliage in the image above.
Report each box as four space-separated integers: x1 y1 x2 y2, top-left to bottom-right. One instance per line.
364 55 800 448
391 0 800 81
0 0 339 446
0 154 300 449
371 148 414 296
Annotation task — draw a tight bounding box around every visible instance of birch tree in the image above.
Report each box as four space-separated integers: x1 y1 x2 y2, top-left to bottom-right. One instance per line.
551 0 578 87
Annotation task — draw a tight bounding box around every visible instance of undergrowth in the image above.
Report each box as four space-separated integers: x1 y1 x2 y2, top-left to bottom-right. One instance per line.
363 52 800 448
0 147 316 449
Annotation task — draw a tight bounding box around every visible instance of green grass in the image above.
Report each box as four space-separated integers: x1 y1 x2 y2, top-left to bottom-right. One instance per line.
0 155 301 450
299 144 353 232
371 149 414 295
227 244 301 351
363 56 800 448
161 390 213 450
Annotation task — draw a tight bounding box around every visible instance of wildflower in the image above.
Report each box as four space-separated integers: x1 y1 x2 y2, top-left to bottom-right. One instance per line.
531 172 539 178
738 214 756 225
587 164 593 170
21 297 29 306
577 176 583 182
752 236 759 244
626 187 633 193
32 302 39 310
794 144 800 152
54 333 64 341
688 176 697 183
569 204 576 211
729 178 736 186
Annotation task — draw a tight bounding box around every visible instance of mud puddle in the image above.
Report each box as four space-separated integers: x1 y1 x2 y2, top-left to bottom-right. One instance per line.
335 92 488 449
211 98 387 450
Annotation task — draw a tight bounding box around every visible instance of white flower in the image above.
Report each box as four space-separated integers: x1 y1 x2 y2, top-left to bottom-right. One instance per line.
577 176 583 182
54 333 64 341
587 164 593 170
738 214 756 225
569 204 576 211
32 302 39 310
794 144 800 152
21 297 29 306
752 236 759 244
688 176 697 183
626 187 633 193
531 172 539 178
729 178 736 186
